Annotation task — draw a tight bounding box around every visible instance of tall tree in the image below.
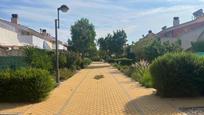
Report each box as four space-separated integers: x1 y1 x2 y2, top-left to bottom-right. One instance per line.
97 30 127 58
111 30 127 56
70 18 96 57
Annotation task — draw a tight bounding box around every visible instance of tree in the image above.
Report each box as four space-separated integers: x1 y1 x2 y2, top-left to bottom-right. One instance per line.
70 18 96 57
97 30 127 58
132 35 182 61
111 30 127 56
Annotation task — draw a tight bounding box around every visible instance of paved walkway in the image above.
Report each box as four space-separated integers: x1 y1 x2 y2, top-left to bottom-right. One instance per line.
0 62 204 115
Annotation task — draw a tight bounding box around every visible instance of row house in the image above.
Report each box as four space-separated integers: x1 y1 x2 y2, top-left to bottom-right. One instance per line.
157 9 204 50
0 14 67 50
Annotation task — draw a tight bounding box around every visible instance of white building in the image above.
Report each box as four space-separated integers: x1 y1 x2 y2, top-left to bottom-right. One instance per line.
0 14 67 50
0 19 23 49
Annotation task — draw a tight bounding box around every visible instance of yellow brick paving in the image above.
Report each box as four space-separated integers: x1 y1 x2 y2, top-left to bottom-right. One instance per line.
0 62 204 115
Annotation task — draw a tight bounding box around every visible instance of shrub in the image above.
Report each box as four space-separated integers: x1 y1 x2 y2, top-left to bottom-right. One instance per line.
91 56 100 61
139 70 153 88
119 66 132 76
59 68 75 80
59 53 67 68
113 58 133 65
67 52 82 70
0 56 27 70
131 60 153 87
83 58 92 67
0 68 56 102
24 47 53 71
150 52 204 97
191 41 204 52
108 58 133 65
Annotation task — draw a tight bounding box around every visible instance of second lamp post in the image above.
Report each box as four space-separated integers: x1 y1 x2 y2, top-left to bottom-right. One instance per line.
55 5 69 84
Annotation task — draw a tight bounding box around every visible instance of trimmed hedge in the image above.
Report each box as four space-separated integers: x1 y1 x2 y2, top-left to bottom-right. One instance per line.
109 58 133 65
0 68 56 102
150 52 204 97
0 56 27 70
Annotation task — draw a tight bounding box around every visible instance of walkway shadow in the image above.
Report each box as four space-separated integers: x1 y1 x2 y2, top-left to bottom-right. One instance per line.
0 102 32 111
124 94 182 115
86 65 111 69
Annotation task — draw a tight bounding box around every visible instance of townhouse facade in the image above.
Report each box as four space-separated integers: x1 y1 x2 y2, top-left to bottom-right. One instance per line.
0 14 67 50
157 9 204 50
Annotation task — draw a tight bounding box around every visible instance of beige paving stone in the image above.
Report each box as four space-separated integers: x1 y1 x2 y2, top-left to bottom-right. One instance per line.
0 62 203 115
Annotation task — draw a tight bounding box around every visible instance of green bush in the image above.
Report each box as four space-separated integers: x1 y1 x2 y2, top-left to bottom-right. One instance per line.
24 47 53 71
150 52 204 97
0 56 27 70
83 58 92 67
67 52 82 70
59 68 75 80
109 58 133 65
91 56 100 61
131 60 153 87
119 66 131 76
0 68 56 102
139 70 153 88
59 53 68 68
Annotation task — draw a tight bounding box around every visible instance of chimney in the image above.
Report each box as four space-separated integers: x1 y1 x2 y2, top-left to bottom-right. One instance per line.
42 29 47 36
11 14 18 24
148 30 152 34
173 17 180 26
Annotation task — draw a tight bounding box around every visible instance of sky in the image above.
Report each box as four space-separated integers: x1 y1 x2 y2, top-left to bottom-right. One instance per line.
1 0 204 44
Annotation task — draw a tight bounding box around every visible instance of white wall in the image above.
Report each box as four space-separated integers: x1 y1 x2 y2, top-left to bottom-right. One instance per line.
0 27 21 46
32 36 53 49
18 35 53 50
52 43 67 50
58 44 64 50
18 35 32 46
32 36 44 49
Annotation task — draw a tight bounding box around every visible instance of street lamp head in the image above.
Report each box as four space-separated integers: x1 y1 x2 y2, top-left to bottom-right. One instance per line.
59 5 69 13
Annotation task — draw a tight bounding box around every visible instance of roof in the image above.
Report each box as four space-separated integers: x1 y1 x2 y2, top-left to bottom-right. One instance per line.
0 19 16 32
0 18 64 44
158 16 204 37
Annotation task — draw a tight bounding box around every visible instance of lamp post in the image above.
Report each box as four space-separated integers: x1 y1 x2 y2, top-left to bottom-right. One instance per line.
55 5 69 84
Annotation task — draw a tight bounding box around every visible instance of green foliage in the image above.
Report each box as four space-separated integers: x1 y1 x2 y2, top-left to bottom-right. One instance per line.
113 58 133 65
113 60 153 88
131 36 182 61
150 52 204 97
191 40 204 52
140 70 153 88
83 58 92 67
70 18 96 57
24 47 53 71
0 56 27 70
59 53 67 68
131 60 153 87
67 52 83 70
108 58 133 65
91 56 101 61
112 63 131 76
0 68 56 102
98 30 127 58
59 68 75 80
